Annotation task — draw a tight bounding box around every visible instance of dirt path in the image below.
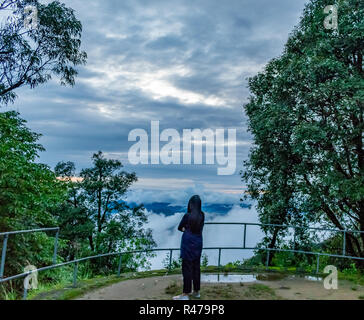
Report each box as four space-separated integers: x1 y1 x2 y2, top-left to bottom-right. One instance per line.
77 273 364 300
258 275 363 300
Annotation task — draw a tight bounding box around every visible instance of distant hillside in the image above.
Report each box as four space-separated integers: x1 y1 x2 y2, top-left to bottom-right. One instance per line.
128 202 252 216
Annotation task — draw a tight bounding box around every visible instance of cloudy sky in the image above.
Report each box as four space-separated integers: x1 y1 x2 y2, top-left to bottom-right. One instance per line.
4 0 309 205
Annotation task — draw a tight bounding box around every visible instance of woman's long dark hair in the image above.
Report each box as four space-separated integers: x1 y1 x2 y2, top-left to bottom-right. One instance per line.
187 195 203 234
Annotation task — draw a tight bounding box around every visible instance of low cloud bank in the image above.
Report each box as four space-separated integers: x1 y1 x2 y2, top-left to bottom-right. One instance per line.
144 203 264 270
126 183 242 206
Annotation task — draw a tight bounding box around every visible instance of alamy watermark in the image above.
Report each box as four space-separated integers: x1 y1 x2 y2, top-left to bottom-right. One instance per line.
24 264 38 291
323 265 338 290
128 121 236 175
324 5 338 30
24 5 38 29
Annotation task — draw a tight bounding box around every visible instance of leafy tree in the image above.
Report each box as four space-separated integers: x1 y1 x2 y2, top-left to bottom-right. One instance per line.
242 56 314 264
0 111 67 278
243 0 364 267
54 152 156 272
53 161 93 261
0 0 87 105
0 0 87 295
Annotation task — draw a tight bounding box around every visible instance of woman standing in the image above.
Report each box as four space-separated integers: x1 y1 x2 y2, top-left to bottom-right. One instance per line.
173 195 205 300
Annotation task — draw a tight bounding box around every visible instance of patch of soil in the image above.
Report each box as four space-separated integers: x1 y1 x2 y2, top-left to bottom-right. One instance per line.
262 276 364 300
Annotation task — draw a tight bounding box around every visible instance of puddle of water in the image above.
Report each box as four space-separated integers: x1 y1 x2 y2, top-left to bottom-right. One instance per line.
288 275 322 282
304 276 322 282
200 273 322 284
201 273 257 283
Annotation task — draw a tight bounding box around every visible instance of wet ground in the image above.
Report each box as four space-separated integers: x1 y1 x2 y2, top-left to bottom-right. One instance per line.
77 273 364 300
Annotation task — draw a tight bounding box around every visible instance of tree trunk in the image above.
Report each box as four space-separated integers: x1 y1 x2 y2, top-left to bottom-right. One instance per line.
88 235 94 252
267 227 279 265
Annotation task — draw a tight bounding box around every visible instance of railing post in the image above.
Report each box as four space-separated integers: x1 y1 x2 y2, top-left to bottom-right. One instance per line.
218 248 221 270
169 250 173 270
293 228 296 250
23 285 28 300
0 234 8 278
342 231 346 256
23 274 29 300
266 250 270 269
117 254 122 277
53 230 59 265
243 224 247 249
316 254 320 274
73 262 78 287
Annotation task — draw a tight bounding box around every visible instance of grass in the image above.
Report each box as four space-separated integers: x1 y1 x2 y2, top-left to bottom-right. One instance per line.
338 271 364 286
203 283 278 300
203 284 237 300
165 281 179 295
29 275 120 300
0 284 18 300
244 283 277 299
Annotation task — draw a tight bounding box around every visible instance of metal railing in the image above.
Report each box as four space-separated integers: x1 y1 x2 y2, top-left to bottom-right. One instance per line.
205 222 364 257
1 222 364 300
0 227 59 279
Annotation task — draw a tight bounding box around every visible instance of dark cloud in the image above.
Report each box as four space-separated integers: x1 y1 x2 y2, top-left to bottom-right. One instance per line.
146 35 187 51
6 0 309 196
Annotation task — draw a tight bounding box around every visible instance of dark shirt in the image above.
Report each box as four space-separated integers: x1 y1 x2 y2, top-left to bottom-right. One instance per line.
178 212 205 236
